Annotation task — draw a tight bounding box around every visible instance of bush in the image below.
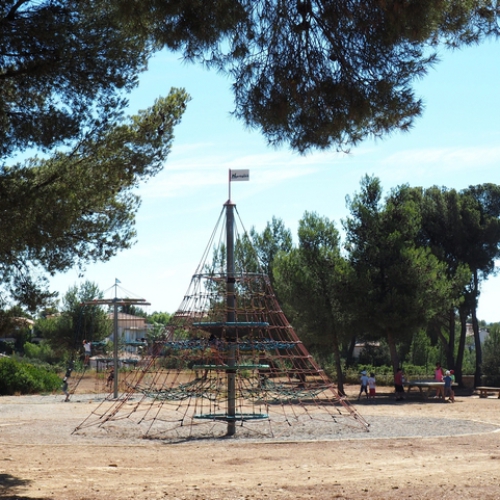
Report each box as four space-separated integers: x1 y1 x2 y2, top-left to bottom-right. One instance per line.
337 364 433 386
23 341 60 365
0 357 62 395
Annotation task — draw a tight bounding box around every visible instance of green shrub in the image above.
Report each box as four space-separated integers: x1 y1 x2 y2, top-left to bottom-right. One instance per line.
342 366 394 386
332 364 434 386
23 341 60 365
0 357 62 395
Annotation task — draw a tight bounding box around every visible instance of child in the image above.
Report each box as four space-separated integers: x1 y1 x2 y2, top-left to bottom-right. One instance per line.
358 370 369 400
368 372 376 400
62 376 70 402
106 368 115 389
444 370 455 403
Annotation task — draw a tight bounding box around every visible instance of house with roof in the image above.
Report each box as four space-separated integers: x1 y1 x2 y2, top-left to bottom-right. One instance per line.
106 312 149 344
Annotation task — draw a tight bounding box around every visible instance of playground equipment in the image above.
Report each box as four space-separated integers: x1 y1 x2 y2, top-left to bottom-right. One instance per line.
63 282 151 400
75 196 369 440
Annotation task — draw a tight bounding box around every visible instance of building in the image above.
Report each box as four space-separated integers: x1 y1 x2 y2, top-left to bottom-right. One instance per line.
106 312 149 344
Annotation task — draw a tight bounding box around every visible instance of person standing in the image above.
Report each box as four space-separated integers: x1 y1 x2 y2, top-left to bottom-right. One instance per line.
106 368 115 390
368 373 376 400
61 376 70 402
434 362 445 400
83 340 91 366
444 370 455 403
394 367 405 401
358 371 369 400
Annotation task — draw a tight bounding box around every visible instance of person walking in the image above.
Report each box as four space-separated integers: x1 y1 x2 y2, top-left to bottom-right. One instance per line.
358 371 369 400
61 376 70 402
444 370 455 403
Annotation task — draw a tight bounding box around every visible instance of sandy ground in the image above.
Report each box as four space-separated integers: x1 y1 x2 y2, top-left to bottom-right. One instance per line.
1 379 500 500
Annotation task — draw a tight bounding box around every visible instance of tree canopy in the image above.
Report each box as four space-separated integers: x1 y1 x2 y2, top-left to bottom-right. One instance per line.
36 281 111 355
2 0 500 317
343 177 456 371
249 216 293 287
1 1 190 311
0 90 189 311
120 0 500 152
258 178 500 382
1 0 150 157
274 211 350 393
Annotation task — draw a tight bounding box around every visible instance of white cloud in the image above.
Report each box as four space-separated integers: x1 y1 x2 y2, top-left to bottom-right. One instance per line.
139 147 345 200
382 146 500 169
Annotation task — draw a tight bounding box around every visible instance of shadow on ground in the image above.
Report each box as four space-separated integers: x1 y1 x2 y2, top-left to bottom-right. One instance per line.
0 473 49 500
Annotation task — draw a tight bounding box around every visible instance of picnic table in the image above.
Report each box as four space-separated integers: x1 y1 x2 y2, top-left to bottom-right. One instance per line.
405 380 456 398
476 386 500 398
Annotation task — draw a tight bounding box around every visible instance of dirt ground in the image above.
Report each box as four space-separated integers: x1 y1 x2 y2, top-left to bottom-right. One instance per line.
1 378 500 500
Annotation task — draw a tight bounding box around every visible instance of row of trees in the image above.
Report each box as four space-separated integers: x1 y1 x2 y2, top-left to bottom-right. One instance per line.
0 282 171 366
242 177 500 393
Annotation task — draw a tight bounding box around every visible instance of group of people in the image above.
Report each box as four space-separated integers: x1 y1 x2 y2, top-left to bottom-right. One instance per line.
357 370 377 400
357 362 456 403
434 362 455 402
359 367 406 401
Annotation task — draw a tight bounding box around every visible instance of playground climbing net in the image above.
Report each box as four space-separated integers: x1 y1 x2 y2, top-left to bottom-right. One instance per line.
74 203 369 441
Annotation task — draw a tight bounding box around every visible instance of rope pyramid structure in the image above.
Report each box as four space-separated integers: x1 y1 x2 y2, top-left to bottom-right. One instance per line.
74 200 369 440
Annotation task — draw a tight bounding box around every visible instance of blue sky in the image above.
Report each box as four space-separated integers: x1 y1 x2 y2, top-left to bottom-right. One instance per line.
50 39 500 322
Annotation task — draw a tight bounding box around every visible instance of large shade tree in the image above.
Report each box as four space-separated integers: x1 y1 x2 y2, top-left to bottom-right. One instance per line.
0 91 189 311
121 0 500 151
344 176 454 373
1 0 150 157
459 184 500 385
418 186 471 382
1 1 189 311
273 212 350 394
420 184 500 385
3 0 500 156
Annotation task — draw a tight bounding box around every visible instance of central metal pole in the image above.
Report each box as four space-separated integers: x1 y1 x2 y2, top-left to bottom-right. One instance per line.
113 297 119 399
225 200 236 436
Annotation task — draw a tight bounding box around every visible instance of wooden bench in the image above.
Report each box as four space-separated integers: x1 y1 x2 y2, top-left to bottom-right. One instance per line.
476 386 500 398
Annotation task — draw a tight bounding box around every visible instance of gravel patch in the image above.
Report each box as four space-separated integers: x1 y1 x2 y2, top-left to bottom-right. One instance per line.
342 414 500 440
1 394 499 445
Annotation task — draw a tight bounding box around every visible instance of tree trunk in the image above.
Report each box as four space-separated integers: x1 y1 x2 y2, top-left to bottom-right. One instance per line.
387 330 399 374
471 270 483 387
446 308 456 370
332 331 345 395
433 309 456 370
455 304 468 387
